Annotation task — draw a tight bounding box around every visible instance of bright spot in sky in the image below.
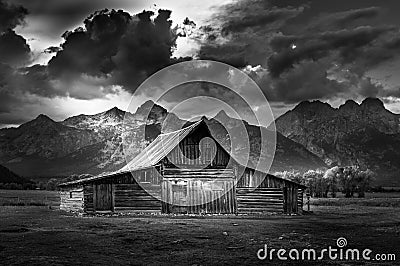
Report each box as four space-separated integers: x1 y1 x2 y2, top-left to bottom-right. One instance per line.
291 43 297 50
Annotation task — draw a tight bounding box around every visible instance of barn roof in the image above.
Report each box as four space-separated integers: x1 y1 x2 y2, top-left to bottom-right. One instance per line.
59 120 203 186
119 120 202 173
59 118 306 188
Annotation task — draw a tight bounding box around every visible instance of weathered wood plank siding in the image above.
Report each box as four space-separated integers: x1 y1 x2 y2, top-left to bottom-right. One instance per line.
236 188 283 213
113 183 161 213
112 170 162 213
93 183 113 211
236 167 287 188
114 167 162 185
163 168 234 178
60 185 84 212
162 179 236 214
162 168 236 214
162 127 231 168
236 167 303 214
283 186 299 214
61 169 163 213
83 184 94 213
297 189 304 213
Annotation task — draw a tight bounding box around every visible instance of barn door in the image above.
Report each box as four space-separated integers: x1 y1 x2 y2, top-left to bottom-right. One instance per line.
283 187 298 214
171 181 188 213
94 183 113 211
283 187 288 213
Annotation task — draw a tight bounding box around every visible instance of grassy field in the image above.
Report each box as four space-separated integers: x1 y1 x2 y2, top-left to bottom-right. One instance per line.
309 192 400 208
0 190 59 207
0 190 399 265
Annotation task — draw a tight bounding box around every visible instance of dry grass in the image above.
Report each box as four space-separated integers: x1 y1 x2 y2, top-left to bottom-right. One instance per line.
310 192 400 208
0 190 59 207
0 190 399 265
1 200 47 206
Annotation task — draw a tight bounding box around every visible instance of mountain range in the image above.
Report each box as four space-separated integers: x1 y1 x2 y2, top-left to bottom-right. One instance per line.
276 97 400 186
0 164 33 186
0 97 398 186
0 101 177 177
0 100 325 179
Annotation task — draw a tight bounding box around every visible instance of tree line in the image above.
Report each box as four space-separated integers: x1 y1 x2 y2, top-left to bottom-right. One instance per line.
275 166 376 198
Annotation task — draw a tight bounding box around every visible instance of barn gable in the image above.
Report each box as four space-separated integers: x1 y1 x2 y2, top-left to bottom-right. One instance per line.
120 120 204 172
119 119 232 172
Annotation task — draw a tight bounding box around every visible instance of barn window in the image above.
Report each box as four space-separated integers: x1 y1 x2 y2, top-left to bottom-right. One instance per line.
201 137 213 163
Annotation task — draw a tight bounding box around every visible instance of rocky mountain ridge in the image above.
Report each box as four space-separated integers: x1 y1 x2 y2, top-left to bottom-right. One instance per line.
0 101 327 178
276 97 400 186
0 101 177 177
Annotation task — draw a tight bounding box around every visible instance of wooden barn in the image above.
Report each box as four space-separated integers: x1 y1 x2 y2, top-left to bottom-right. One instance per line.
59 119 306 214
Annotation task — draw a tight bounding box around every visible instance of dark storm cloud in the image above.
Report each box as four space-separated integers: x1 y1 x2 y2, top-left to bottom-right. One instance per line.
48 9 131 78
246 58 384 104
46 9 187 92
267 25 394 77
111 9 185 90
243 58 346 104
0 30 31 66
43 46 61 54
198 44 248 68
305 7 381 32
358 77 381 97
0 0 37 125
10 0 139 39
383 88 400 98
270 60 346 103
0 62 13 88
0 63 58 99
220 5 306 35
197 0 306 68
347 34 400 75
0 0 31 66
0 0 28 32
0 63 50 126
0 6 190 126
264 6 400 103
18 64 56 97
196 1 400 105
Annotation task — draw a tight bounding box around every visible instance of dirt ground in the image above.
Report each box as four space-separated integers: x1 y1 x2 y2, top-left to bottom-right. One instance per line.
0 203 399 266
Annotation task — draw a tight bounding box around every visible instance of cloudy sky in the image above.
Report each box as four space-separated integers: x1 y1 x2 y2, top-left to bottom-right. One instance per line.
1 0 400 128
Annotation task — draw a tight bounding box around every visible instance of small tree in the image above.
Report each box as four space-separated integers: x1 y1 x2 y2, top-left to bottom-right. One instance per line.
355 169 375 198
336 166 375 198
46 178 60 191
338 166 376 198
303 169 325 198
323 166 342 198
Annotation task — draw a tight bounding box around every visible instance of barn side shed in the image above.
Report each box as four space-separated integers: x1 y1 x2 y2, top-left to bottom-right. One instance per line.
59 119 306 214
